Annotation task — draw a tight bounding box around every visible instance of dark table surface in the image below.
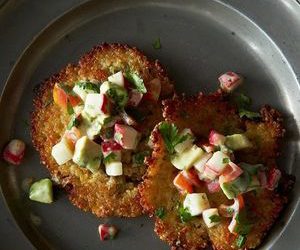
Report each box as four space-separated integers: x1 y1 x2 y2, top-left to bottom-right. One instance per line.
0 1 299 249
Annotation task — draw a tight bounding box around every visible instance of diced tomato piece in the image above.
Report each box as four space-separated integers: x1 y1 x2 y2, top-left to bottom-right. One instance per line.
101 140 122 153
219 162 243 183
99 94 111 114
53 83 81 110
206 179 221 193
182 168 202 187
64 127 81 147
173 172 193 194
267 168 281 190
98 224 118 240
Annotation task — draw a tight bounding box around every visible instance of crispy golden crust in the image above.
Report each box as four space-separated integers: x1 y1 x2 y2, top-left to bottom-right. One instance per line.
139 92 292 249
31 43 173 217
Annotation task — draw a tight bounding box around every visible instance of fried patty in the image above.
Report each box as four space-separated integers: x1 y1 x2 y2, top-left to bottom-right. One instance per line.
139 91 294 249
31 43 173 217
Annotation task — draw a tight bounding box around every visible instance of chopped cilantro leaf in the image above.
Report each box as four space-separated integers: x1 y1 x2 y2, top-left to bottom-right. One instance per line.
107 85 128 108
67 115 80 130
227 207 234 215
239 109 260 119
104 152 117 164
235 235 247 248
159 122 189 154
132 151 150 165
152 38 161 49
209 214 221 223
124 70 147 94
222 158 230 164
155 207 165 219
234 93 260 120
76 81 99 93
178 204 192 223
66 100 74 115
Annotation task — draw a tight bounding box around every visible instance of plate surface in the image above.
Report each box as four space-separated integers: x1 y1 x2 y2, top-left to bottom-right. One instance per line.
0 0 299 249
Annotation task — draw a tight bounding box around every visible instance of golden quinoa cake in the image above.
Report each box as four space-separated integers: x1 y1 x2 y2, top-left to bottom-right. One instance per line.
31 43 173 217
139 91 294 249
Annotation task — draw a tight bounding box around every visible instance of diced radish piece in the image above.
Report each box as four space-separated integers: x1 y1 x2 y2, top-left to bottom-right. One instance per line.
173 171 193 194
105 162 123 176
171 145 204 170
206 180 221 193
182 168 202 187
218 71 243 93
219 162 243 183
267 168 281 190
174 129 194 154
219 195 244 217
64 127 81 147
201 166 218 181
98 224 118 240
202 208 221 228
3 139 26 165
194 152 213 173
209 130 225 146
108 71 124 87
120 111 137 126
101 140 122 153
201 143 215 153
51 138 73 165
144 78 161 101
228 215 238 233
128 90 143 107
84 93 111 117
205 151 230 175
114 124 140 150
183 193 210 216
100 81 110 94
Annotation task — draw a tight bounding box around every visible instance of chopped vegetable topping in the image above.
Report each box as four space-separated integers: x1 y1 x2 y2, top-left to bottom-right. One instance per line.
235 234 247 248
155 207 166 219
98 224 118 240
132 151 150 165
178 204 192 223
67 115 80 130
75 81 99 93
29 178 53 204
222 158 230 164
209 214 221 223
152 38 161 49
124 70 147 94
104 152 117 164
3 139 26 165
234 93 260 119
159 122 189 155
66 100 74 115
218 72 243 93
106 84 128 108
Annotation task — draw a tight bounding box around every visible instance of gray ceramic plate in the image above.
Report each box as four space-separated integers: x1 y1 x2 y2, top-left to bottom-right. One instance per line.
0 0 299 249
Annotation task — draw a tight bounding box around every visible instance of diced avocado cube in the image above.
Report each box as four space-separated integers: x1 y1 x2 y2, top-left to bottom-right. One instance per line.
174 129 195 154
225 134 252 150
86 116 102 140
220 181 241 199
29 178 53 204
106 83 128 108
51 137 73 165
73 136 102 173
171 145 204 170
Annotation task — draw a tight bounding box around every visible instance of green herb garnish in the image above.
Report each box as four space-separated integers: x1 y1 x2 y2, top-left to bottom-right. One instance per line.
132 151 150 165
76 82 99 93
107 85 129 108
209 214 221 223
235 234 247 248
124 70 147 94
158 122 189 154
67 115 80 130
227 207 234 215
234 93 260 120
222 158 230 164
178 204 192 223
152 38 161 49
104 152 117 164
155 207 165 219
66 100 74 115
